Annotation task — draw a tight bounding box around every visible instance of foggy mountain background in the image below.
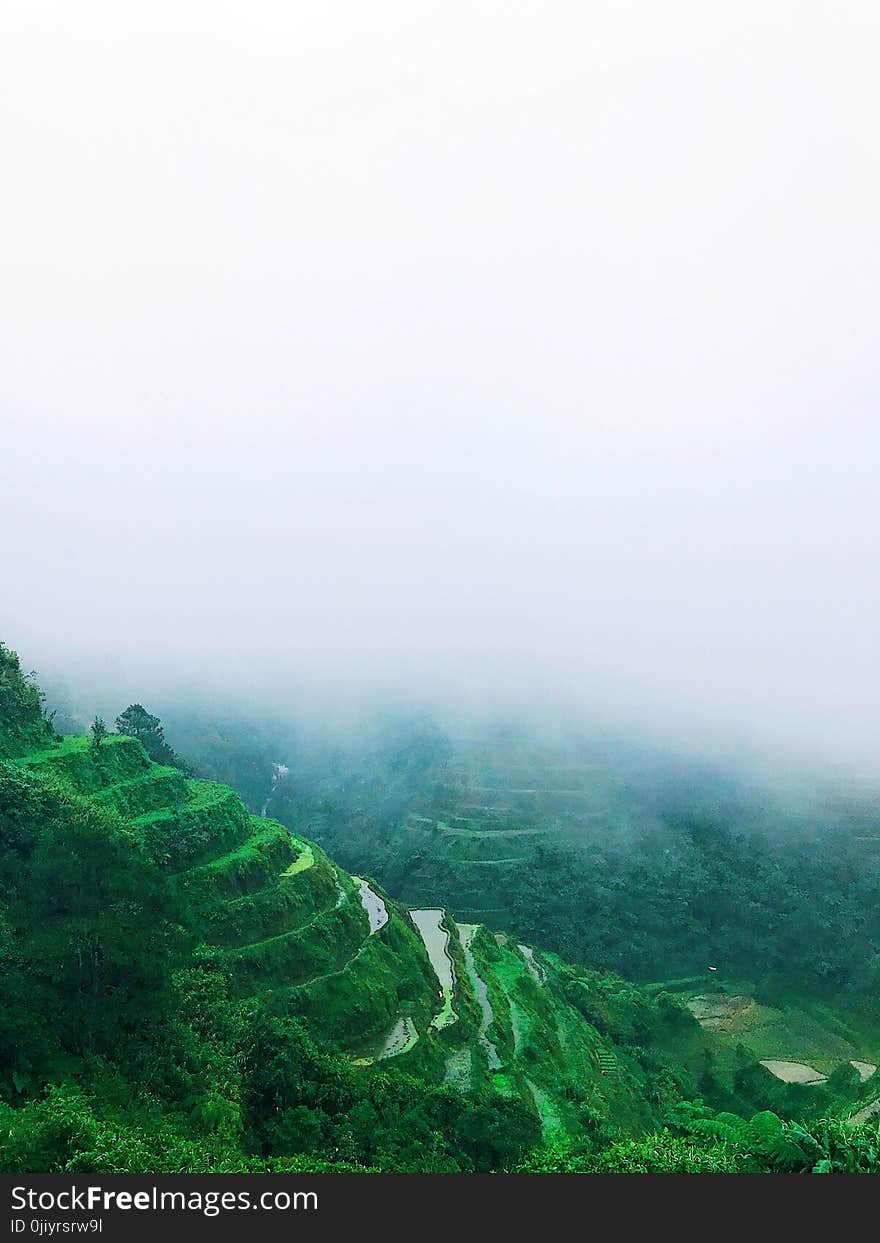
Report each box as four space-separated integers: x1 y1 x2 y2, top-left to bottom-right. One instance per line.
3 2 880 771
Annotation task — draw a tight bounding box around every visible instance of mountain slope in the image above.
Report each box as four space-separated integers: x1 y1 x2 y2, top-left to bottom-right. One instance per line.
234 716 880 995
3 642 878 1173
6 728 707 1142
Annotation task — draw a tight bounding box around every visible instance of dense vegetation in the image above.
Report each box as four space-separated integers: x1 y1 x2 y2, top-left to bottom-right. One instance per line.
3 645 879 1173
0 654 542 1171
188 712 880 998
116 703 190 772
0 645 54 759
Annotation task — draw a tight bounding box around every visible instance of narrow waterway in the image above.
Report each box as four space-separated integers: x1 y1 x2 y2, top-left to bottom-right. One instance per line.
410 908 458 1029
356 878 389 934
378 1016 418 1059
457 923 502 1070
351 1015 419 1066
526 1078 563 1138
260 761 290 817
519 944 545 984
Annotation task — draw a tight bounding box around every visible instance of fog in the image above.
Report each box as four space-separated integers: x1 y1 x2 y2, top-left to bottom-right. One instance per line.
3 2 880 769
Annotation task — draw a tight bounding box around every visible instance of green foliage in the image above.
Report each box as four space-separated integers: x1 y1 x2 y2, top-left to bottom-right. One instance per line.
224 898 368 994
283 913 436 1048
199 849 336 946
770 1118 880 1173
89 717 108 753
520 1132 745 1173
135 782 253 871
4 649 877 1176
521 1110 880 1173
827 1061 862 1096
0 676 557 1174
0 1085 370 1173
591 1133 747 1173
116 705 188 772
91 767 190 818
240 713 880 999
14 734 150 793
0 762 185 1094
0 643 54 758
177 821 298 907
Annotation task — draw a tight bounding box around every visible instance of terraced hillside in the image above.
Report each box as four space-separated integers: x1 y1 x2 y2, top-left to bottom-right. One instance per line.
5 642 879 1173
268 722 732 927
5 727 748 1143
286 728 660 926
260 719 880 996
13 734 439 1061
660 981 880 1087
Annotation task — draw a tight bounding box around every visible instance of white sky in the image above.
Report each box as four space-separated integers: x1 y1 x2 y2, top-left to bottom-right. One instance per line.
2 2 880 763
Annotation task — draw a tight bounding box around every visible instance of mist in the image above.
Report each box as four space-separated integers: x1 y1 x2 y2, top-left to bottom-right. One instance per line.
3 2 880 770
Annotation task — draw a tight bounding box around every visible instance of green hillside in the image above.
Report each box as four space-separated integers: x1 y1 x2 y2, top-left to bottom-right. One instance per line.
2 642 879 1174
0 731 686 1149
241 717 880 997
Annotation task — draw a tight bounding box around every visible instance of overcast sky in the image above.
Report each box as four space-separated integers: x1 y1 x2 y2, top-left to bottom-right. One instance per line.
2 2 879 765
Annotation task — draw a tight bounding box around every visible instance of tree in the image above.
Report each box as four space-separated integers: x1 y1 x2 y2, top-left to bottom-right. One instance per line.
89 717 108 753
115 704 186 770
0 643 54 757
0 765 184 1084
827 1062 861 1097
